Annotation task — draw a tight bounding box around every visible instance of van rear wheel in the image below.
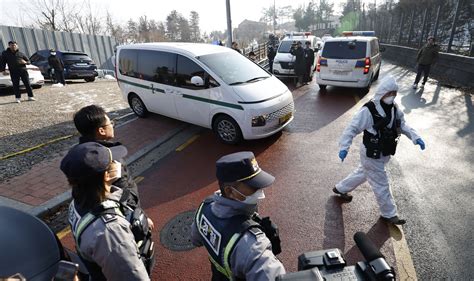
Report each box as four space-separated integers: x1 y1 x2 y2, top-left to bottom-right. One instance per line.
129 94 148 118
374 69 380 81
319 84 327 90
213 115 242 145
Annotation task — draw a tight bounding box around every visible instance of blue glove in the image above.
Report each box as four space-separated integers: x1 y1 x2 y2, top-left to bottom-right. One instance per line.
339 150 348 162
416 138 425 150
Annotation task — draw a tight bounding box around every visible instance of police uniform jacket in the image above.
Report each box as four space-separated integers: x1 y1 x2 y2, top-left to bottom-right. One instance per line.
0 48 29 72
68 186 150 281
191 191 286 280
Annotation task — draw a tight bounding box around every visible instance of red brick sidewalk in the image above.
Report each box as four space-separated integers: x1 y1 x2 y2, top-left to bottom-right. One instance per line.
0 114 184 213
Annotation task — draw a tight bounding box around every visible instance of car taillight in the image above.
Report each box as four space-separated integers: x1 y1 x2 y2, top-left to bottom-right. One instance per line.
364 57 371 74
316 57 327 72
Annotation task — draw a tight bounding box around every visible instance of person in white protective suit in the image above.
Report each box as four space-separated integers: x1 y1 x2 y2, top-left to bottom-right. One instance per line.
333 75 425 225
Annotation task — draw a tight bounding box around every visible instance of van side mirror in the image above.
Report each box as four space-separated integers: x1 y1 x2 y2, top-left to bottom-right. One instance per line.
379 46 386 52
191 76 204 86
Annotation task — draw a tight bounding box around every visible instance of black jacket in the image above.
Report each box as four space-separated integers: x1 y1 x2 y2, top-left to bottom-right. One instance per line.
304 48 315 68
48 55 64 71
78 136 140 203
0 48 29 72
290 46 306 75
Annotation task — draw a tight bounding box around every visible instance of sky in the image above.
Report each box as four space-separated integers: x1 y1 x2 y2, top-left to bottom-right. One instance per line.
0 0 349 34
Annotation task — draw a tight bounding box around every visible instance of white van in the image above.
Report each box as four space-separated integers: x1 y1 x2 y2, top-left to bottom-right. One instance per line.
315 31 382 90
272 33 318 79
116 43 294 144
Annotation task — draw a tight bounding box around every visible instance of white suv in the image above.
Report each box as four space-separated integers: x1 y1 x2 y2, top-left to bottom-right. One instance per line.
315 32 382 90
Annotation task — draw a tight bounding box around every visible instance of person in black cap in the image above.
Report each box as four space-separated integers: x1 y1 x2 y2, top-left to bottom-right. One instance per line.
48 49 66 85
191 151 286 281
0 41 36 103
61 142 155 280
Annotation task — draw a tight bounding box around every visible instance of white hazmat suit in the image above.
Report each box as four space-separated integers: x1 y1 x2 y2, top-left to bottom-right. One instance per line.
335 76 422 219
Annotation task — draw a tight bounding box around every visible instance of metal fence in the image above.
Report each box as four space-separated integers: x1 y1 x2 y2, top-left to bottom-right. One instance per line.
360 0 473 57
0 25 117 70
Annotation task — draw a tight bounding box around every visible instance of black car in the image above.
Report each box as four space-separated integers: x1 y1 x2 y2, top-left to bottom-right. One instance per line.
30 50 98 82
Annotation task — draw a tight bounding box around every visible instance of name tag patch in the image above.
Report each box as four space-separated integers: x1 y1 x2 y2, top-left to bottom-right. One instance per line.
199 214 222 255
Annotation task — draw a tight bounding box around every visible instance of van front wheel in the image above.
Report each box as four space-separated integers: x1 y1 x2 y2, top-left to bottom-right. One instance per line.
213 115 242 145
129 94 148 118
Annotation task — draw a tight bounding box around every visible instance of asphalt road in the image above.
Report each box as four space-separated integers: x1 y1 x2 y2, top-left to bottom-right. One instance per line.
133 62 473 280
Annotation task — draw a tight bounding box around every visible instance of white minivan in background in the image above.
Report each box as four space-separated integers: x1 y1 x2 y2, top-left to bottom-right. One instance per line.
272 32 319 80
315 31 382 91
116 43 294 144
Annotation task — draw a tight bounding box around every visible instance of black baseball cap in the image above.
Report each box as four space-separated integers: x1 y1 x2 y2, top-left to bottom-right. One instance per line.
8 41 17 45
60 142 127 179
216 151 275 189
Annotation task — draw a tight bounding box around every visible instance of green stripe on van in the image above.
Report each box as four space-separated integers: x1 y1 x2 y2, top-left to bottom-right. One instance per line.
118 78 243 110
182 94 244 110
118 78 165 93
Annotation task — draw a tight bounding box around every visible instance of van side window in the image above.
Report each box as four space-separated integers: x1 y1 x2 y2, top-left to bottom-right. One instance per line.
176 55 218 90
136 50 176 85
119 49 138 78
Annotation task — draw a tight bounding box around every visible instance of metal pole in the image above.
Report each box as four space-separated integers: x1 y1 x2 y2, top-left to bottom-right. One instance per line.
447 0 462 53
419 8 428 48
407 9 415 45
388 15 393 43
273 0 276 34
433 4 441 39
226 0 233 48
397 12 404 44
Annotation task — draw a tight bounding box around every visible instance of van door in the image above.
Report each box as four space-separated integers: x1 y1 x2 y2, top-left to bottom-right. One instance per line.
172 55 216 127
320 41 367 82
136 50 178 118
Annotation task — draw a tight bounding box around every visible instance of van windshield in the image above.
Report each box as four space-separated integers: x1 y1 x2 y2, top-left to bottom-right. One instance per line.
198 52 270 85
278 40 305 53
322 41 367 59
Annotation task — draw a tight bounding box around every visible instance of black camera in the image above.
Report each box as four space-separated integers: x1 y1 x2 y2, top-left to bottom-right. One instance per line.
276 232 396 281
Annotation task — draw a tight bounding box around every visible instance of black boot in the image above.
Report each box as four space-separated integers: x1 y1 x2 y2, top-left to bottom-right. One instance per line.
380 215 406 225
332 187 353 202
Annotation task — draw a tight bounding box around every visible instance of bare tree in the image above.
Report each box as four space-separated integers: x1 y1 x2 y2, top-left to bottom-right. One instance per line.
75 0 103 35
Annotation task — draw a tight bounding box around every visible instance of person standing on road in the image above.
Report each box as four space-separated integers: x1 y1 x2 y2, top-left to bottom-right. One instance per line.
191 151 286 280
0 41 36 103
267 45 276 74
290 41 305 87
334 76 426 225
61 142 154 280
48 49 66 86
303 41 315 84
412 36 439 89
73 105 141 202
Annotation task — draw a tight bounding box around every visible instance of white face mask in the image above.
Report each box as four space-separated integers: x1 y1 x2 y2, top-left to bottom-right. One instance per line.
232 187 265 205
382 96 395 104
108 160 122 182
51 52 56 56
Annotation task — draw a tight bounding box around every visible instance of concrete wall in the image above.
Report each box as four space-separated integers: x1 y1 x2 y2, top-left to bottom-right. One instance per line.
381 44 474 89
0 25 117 70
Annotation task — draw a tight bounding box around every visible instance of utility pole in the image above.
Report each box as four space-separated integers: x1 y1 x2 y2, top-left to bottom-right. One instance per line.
226 0 233 48
273 0 276 34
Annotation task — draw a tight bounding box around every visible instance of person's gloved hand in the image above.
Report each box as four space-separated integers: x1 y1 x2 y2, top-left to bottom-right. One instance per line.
416 138 425 150
339 150 348 162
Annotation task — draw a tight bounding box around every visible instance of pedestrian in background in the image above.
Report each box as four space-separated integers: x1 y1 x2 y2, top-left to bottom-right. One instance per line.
412 36 439 89
0 41 35 103
73 105 141 202
48 49 66 86
303 41 315 84
248 51 257 62
231 41 242 54
334 76 425 225
290 41 305 87
191 151 285 280
61 142 154 280
267 45 276 73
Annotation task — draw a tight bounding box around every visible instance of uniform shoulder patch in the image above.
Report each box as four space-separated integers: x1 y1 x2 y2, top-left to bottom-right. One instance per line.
248 226 264 236
101 214 117 224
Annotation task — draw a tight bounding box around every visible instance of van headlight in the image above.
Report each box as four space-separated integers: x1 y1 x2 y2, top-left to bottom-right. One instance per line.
252 115 268 127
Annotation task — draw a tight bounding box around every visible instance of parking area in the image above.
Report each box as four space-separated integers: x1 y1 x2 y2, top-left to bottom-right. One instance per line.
0 78 132 182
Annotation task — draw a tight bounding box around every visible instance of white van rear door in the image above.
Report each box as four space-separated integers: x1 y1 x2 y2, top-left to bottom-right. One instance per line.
319 40 368 81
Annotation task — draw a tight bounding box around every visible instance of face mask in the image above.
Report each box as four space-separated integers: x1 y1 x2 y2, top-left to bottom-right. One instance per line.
108 160 122 182
382 96 395 104
232 187 265 205
51 52 56 56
